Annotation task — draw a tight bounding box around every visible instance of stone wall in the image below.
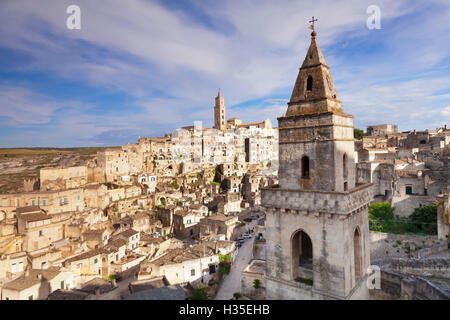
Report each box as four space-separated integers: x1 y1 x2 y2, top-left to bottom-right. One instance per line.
369 231 441 260
371 257 450 300
391 194 431 217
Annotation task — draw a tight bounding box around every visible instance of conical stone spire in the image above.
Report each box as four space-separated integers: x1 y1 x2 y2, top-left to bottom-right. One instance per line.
286 31 343 117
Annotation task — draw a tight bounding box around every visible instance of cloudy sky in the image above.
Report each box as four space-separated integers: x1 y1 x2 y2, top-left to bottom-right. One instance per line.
0 0 450 147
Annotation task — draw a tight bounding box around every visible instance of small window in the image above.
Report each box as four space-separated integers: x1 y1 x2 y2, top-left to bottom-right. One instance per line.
94 258 98 264
306 76 313 91
301 156 310 179
42 199 46 206
60 281 65 290
191 269 195 276
39 230 43 237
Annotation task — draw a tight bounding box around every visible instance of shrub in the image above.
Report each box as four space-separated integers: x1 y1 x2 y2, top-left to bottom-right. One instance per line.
219 262 231 275
295 277 313 286
107 274 121 282
233 292 242 300
189 286 209 300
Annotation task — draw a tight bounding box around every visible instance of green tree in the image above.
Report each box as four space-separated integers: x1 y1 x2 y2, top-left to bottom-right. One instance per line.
189 286 209 300
368 202 395 232
354 128 365 140
369 202 395 220
253 279 261 289
408 205 437 235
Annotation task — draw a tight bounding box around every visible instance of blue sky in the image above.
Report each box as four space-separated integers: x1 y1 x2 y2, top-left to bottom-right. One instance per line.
0 0 449 147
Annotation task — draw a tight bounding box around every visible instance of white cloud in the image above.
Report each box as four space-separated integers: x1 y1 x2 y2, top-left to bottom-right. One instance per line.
0 0 449 146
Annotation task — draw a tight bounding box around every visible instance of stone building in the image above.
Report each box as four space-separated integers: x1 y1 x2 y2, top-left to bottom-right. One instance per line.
40 166 88 191
262 30 372 300
367 124 398 137
198 214 239 240
1 268 73 300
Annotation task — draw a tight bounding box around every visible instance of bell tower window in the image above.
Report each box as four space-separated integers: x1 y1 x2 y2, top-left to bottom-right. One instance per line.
343 153 348 179
306 76 313 91
301 156 310 179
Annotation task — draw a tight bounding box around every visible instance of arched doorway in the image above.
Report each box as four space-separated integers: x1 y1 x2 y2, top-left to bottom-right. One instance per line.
354 227 362 280
291 230 313 280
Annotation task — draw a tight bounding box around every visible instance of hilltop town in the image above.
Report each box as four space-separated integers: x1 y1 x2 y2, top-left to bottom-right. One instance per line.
0 31 449 301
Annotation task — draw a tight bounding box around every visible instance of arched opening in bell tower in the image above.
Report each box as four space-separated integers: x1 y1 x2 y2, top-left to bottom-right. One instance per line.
306 76 313 91
353 227 362 280
291 230 313 280
343 153 348 191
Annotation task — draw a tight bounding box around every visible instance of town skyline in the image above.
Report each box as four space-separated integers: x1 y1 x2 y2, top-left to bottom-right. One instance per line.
0 1 448 302
1 0 450 148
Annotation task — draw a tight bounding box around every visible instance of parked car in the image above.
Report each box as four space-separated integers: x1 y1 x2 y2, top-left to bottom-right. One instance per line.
243 234 252 239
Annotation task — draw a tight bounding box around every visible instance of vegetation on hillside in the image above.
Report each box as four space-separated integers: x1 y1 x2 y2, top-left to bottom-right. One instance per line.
368 201 437 235
354 129 365 140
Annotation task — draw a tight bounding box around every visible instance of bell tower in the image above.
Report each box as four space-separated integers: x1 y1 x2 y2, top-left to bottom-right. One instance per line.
279 30 356 193
214 89 226 131
262 27 373 300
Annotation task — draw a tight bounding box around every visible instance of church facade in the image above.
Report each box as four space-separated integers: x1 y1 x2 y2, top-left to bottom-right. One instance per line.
262 30 373 300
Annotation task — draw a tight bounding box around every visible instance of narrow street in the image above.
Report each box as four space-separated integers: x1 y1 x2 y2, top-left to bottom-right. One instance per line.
214 220 257 300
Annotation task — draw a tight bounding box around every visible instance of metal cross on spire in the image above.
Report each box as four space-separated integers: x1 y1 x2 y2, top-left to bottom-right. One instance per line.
309 16 318 31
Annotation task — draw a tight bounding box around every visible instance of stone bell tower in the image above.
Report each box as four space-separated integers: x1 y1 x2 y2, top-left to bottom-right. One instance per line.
262 29 373 300
214 89 226 131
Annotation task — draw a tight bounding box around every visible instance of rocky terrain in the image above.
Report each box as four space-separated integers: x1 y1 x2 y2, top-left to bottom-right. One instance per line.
0 148 111 194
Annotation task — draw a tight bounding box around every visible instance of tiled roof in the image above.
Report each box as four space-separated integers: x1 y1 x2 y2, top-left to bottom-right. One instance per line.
116 228 139 239
2 269 61 291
